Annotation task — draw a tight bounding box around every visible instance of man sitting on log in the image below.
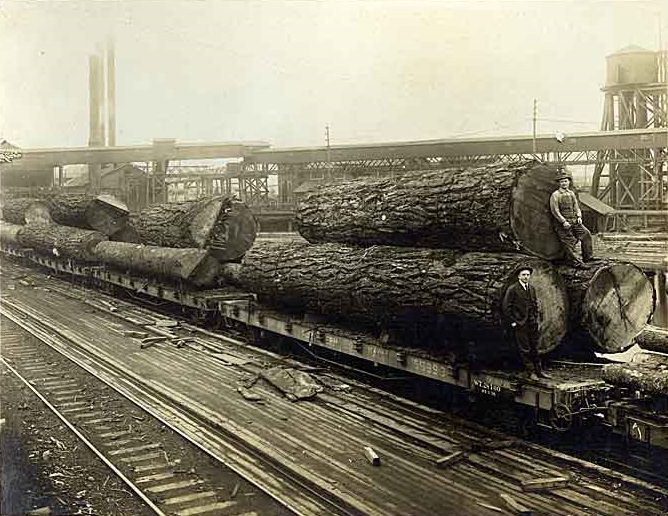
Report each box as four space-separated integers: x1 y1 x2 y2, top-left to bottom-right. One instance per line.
503 267 551 381
550 169 594 266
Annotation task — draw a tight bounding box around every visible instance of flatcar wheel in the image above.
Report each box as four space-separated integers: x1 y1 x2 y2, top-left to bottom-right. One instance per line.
550 403 573 432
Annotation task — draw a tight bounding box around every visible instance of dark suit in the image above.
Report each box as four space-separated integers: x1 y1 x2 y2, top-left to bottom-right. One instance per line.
502 281 541 374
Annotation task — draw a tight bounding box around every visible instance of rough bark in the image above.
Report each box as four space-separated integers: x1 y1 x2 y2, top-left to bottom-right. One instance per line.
93 241 219 287
635 326 668 354
0 221 22 246
125 196 257 262
296 161 565 259
557 260 655 353
39 193 130 236
603 355 668 395
15 223 107 261
0 194 130 236
219 240 568 354
0 198 38 224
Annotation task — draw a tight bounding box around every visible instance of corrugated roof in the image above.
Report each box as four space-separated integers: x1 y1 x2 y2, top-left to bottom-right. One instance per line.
0 140 22 163
578 191 615 215
65 163 144 187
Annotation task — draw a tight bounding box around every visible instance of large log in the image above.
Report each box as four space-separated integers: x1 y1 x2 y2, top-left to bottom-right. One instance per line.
14 223 107 261
0 221 22 246
557 261 655 354
219 240 568 354
296 161 565 259
92 241 219 287
0 194 130 236
124 196 257 262
603 355 668 396
38 193 130 236
0 198 38 224
634 326 668 354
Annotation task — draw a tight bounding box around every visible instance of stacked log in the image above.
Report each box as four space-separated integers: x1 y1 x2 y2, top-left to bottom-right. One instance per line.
296 161 564 259
0 221 22 246
41 193 131 236
93 241 219 287
603 354 668 396
634 326 668 354
0 221 107 261
0 194 131 236
122 196 257 262
220 240 569 354
0 198 37 225
557 261 655 354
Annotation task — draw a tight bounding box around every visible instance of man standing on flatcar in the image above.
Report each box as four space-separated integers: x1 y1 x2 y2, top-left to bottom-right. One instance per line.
550 169 594 265
503 266 551 381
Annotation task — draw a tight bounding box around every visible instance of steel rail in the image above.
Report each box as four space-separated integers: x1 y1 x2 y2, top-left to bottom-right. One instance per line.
0 299 363 516
0 356 167 516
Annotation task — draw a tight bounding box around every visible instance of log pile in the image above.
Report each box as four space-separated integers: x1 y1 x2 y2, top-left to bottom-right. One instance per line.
634 326 668 354
0 221 107 261
0 221 22 246
0 194 131 236
293 160 656 357
0 198 38 225
557 261 655 353
122 196 258 262
93 241 219 287
297 161 564 259
1 158 658 373
603 355 668 396
220 240 568 355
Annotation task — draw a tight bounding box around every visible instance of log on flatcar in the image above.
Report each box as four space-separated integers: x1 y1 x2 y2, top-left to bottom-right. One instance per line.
296 160 565 259
92 241 219 287
635 326 668 354
219 240 569 356
0 194 131 236
119 195 258 262
1 221 107 261
557 260 656 353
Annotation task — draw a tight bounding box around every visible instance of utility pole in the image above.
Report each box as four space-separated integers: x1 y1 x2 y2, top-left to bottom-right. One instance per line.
532 99 537 155
325 125 332 165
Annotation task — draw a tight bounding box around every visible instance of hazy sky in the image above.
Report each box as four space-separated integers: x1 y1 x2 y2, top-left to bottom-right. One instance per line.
1 0 666 150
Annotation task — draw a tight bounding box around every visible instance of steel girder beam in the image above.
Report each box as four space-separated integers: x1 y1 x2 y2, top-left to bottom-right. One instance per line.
244 128 667 165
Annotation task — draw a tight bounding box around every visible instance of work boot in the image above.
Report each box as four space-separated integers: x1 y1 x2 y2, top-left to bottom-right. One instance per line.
537 371 552 379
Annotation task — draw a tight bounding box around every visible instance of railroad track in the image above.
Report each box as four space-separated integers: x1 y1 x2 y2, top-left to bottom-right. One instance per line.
2 259 668 515
0 310 355 516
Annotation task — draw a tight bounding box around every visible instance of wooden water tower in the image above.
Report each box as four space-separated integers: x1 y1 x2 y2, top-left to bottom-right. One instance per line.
592 46 667 210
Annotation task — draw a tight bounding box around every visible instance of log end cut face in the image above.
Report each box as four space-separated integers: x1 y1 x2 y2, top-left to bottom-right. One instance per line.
582 263 655 353
510 163 564 260
84 195 131 236
24 202 53 225
205 201 258 262
502 259 569 354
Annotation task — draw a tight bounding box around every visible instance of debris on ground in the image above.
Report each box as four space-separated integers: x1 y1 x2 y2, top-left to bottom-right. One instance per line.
259 366 323 401
435 439 517 469
364 446 381 466
499 493 532 515
237 386 264 403
139 336 167 349
521 475 571 492
98 300 118 312
154 319 179 328
123 330 148 339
